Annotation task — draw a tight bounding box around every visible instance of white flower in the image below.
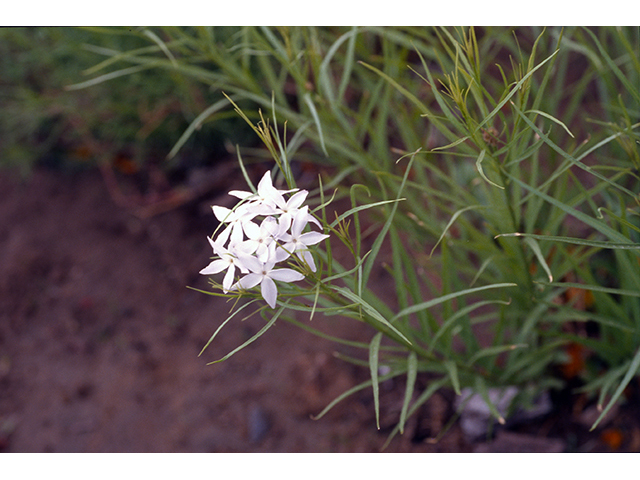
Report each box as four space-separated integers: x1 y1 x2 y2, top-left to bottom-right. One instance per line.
242 216 279 262
231 243 304 308
229 171 298 210
277 206 329 272
201 170 330 307
212 204 257 248
199 236 250 293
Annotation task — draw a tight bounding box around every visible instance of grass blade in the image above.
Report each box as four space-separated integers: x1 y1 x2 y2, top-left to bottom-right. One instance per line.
591 347 640 430
369 332 383 430
399 352 418 434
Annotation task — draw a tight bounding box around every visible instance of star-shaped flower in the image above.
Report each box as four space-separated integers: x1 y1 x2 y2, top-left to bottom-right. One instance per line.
277 206 329 272
199 236 251 293
229 171 298 211
231 243 304 308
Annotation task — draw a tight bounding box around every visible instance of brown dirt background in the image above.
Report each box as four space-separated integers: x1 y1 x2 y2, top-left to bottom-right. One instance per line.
1 165 639 452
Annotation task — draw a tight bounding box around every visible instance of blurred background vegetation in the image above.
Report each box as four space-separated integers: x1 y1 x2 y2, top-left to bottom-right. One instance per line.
0 27 254 180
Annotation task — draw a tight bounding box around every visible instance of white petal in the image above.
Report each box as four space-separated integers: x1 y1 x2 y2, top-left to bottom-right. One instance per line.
214 224 232 247
287 190 308 210
199 259 227 275
238 254 264 274
213 205 233 223
269 268 305 283
235 273 263 290
298 250 317 272
228 190 254 200
299 231 330 246
222 265 236 292
257 171 273 191
291 206 309 236
274 245 292 263
261 276 278 308
242 220 261 240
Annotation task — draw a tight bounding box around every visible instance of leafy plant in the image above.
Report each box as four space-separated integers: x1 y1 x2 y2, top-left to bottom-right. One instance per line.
63 26 640 444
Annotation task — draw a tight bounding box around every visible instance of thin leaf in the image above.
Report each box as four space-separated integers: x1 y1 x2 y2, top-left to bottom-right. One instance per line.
198 299 260 356
497 232 640 250
525 109 575 138
167 96 233 160
476 149 504 189
537 281 640 299
430 205 486 257
391 283 517 323
467 344 528 367
503 172 640 256
333 286 412 345
362 150 418 288
65 63 156 90
303 93 328 156
399 352 418 434
511 101 637 199
369 332 383 430
473 49 559 134
312 370 400 421
474 376 506 425
523 237 554 282
591 347 640 430
444 360 461 396
207 301 287 364
329 199 404 228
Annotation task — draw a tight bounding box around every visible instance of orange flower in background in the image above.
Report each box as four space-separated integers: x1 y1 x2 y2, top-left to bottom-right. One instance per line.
601 428 624 450
561 342 586 379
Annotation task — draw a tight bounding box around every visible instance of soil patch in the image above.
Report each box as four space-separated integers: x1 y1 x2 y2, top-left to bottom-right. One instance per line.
0 166 637 452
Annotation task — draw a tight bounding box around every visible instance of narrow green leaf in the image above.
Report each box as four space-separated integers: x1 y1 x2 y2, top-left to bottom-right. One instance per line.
168 96 233 160
429 135 470 152
303 93 328 156
537 281 640 299
311 370 400 421
511 101 637 199
444 360 461 395
523 237 554 282
392 283 517 323
358 61 429 115
333 286 412 345
524 109 575 138
504 172 640 255
591 347 640 430
382 376 449 449
361 153 420 295
399 352 418 434
473 49 559 134
65 63 156 90
497 232 640 250
198 299 260 356
475 377 506 425
476 149 504 189
141 28 177 67
583 27 640 105
369 332 383 430
207 301 287 364
329 199 403 228
467 343 528 367
430 205 486 257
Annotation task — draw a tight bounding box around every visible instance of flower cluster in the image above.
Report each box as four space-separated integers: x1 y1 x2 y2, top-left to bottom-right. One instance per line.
200 171 329 308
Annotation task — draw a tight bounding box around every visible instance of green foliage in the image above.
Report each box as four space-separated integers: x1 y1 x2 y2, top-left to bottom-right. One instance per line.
0 27 253 177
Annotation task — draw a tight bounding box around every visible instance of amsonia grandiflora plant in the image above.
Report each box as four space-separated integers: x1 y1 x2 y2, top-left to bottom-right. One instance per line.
194 97 523 445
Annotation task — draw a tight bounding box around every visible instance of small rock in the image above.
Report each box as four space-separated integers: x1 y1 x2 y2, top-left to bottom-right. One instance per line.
247 405 271 444
455 387 553 442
